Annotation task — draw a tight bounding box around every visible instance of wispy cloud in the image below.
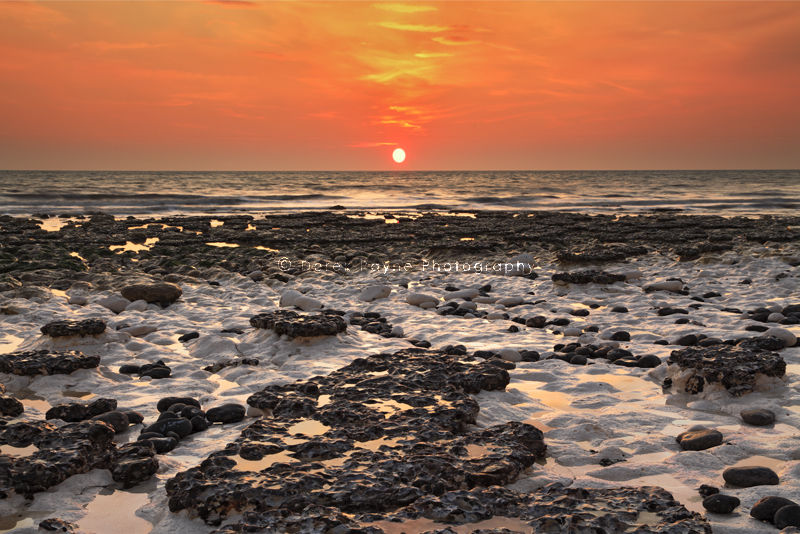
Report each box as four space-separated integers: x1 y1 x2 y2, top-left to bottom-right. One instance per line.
349 141 397 148
379 22 448 33
373 4 437 14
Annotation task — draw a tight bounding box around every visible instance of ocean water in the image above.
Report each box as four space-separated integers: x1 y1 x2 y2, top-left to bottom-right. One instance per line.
0 169 798 216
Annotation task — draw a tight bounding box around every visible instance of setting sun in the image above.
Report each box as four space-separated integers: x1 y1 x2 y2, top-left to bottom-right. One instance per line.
392 148 406 164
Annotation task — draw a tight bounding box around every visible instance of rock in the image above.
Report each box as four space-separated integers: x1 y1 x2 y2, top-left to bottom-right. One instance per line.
250 310 347 338
741 408 775 426
677 428 723 451
497 349 521 362
157 397 201 412
358 284 391 302
279 289 304 307
406 293 439 307
97 294 130 314
38 518 78 532
764 327 797 347
444 288 479 300
0 396 24 417
120 282 182 306
0 350 99 376
668 343 786 396
119 364 141 374
68 295 87 306
768 312 786 323
178 331 199 342
293 295 324 312
551 270 625 285
206 403 246 424
750 496 798 521
112 442 159 488
139 361 171 379
702 494 739 514
40 318 106 338
610 306 628 313
775 505 800 528
391 325 404 337
645 280 684 293
120 325 157 337
658 307 689 316
637 354 662 368
610 331 631 342
92 411 130 433
87 397 117 416
674 334 698 346
143 417 193 439
497 296 524 307
722 466 779 487
525 316 547 328
125 299 149 312
698 485 719 498
139 436 178 454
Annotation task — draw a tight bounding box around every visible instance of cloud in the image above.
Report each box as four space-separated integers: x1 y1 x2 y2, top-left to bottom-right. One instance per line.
432 36 480 46
349 141 397 148
373 3 437 14
379 22 448 33
415 51 453 58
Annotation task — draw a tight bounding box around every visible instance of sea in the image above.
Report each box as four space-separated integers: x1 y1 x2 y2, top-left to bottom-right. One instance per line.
0 169 798 217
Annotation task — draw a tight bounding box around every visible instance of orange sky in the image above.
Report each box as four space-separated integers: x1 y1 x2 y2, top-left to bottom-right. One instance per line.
1 1 798 170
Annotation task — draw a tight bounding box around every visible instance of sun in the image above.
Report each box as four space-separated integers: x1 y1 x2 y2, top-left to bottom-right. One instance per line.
392 147 406 163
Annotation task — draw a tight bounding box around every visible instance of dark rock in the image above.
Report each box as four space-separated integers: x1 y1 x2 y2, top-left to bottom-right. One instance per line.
139 436 178 454
668 343 785 396
178 332 199 342
120 282 182 306
143 417 193 439
0 350 99 376
123 411 144 424
250 310 347 338
38 518 77 532
139 361 171 379
111 441 159 488
610 331 631 341
675 334 698 346
92 411 129 433
569 354 588 365
722 466 779 487
87 397 117 416
118 364 141 374
637 354 662 368
610 306 628 313
525 316 547 328
698 484 719 498
40 318 106 337
658 307 688 316
206 403 246 424
551 270 626 285
204 358 259 374
519 350 540 362
775 504 800 528
190 415 209 432
740 408 775 426
750 496 798 521
0 396 24 417
46 403 89 422
702 494 739 514
157 396 201 412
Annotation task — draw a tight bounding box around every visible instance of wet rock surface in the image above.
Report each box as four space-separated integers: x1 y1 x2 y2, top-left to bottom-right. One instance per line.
120 282 182 306
250 309 347 338
667 342 786 396
165 349 708 532
552 270 626 285
40 318 106 338
722 466 779 487
0 350 100 376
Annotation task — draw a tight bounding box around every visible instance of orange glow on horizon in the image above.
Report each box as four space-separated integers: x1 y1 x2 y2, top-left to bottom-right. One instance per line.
0 1 798 170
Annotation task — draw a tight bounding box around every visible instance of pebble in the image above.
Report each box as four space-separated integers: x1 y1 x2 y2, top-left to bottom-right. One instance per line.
126 299 149 312
740 408 776 426
751 496 798 521
178 332 200 342
406 293 439 307
358 285 392 302
722 466 779 487
702 494 740 514
764 327 797 347
645 280 684 293
206 403 246 424
674 334 698 346
610 331 631 342
637 354 662 368
563 327 582 337
497 296 524 307
775 505 800 528
497 349 521 362
120 282 182 306
391 325 404 337
97 294 130 314
677 428 723 451
768 312 786 323
444 288 479 300
610 306 628 313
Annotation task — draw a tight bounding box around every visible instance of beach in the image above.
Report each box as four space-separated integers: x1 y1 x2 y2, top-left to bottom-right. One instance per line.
0 209 799 533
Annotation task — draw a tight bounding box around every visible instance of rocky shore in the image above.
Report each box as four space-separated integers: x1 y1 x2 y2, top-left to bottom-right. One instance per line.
0 210 798 533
